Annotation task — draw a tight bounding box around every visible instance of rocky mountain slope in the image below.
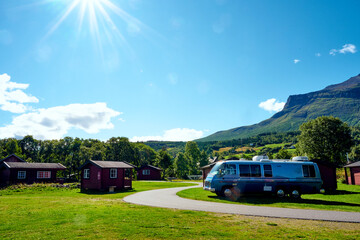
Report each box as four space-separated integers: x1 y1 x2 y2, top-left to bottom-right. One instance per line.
198 74 360 142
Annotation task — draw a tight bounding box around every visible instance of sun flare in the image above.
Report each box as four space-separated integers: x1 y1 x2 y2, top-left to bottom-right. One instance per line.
44 0 150 55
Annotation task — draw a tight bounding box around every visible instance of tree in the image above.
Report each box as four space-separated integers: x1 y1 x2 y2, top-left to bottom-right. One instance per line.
5 139 22 158
274 148 292 159
185 141 201 174
349 144 360 162
174 152 188 179
297 116 353 165
156 149 172 178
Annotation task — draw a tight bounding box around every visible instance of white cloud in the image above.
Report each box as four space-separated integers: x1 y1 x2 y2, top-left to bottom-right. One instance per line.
259 98 285 113
339 44 357 54
329 44 357 55
0 73 39 113
293 59 300 64
130 128 204 142
0 102 121 140
315 53 321 57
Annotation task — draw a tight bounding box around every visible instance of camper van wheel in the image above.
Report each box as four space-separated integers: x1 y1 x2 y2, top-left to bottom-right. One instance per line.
276 188 286 198
223 187 233 198
290 189 301 199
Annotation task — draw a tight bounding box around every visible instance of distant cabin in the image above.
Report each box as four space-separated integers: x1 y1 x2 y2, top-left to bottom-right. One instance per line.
0 154 66 186
344 161 360 186
137 165 162 180
79 160 134 191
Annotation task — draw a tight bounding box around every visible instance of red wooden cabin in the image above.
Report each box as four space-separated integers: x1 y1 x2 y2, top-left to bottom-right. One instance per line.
79 160 134 191
344 161 360 185
137 165 162 180
0 154 66 186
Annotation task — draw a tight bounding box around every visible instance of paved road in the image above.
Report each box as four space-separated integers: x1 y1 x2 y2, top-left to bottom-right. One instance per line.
123 183 360 223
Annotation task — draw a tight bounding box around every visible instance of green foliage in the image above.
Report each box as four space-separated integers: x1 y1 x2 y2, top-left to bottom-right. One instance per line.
185 141 201 175
174 152 188 179
297 116 353 165
349 144 360 162
156 149 173 178
274 148 292 159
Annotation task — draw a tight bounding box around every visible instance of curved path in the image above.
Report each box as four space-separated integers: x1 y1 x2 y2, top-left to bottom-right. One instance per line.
123 183 360 223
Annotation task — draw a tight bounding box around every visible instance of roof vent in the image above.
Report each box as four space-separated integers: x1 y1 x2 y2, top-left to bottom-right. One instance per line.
252 155 269 161
292 156 309 161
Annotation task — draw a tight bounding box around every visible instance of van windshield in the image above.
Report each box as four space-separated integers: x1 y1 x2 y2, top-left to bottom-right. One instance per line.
209 162 224 175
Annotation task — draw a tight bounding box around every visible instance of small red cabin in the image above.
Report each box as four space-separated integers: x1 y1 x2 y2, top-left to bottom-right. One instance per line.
344 161 360 186
311 159 338 191
137 165 162 180
0 154 66 186
79 160 134 191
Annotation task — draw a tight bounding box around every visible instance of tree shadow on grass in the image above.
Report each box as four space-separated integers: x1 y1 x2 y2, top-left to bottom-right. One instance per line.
209 190 360 208
79 188 135 195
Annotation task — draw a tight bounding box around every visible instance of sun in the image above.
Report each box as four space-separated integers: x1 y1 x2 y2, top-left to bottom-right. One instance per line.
44 0 149 53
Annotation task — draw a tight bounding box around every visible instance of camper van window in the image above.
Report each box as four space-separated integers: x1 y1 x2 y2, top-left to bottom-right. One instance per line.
250 165 261 177
224 164 237 175
239 165 250 177
302 165 316 178
263 165 272 177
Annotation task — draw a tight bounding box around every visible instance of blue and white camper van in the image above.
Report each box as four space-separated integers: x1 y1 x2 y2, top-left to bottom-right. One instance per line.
204 156 323 199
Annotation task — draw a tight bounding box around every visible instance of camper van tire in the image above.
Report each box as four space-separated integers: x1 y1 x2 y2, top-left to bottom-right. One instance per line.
222 186 240 201
290 189 301 199
276 188 286 198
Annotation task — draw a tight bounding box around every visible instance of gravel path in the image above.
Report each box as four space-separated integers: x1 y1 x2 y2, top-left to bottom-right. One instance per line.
123 183 360 223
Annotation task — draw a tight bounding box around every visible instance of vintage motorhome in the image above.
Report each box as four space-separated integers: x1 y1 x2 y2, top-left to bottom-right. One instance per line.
203 156 323 199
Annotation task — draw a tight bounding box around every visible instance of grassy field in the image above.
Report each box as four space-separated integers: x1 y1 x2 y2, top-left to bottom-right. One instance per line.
177 182 360 212
0 181 359 239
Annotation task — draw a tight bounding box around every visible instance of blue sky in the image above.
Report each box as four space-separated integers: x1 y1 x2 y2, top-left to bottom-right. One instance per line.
0 0 359 141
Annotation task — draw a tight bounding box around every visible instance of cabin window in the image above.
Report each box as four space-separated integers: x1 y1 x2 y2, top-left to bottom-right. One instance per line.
264 165 272 177
84 169 90 179
224 164 237 175
110 169 117 179
302 165 316 178
239 165 250 177
143 169 150 175
17 171 26 179
250 165 261 177
37 171 51 179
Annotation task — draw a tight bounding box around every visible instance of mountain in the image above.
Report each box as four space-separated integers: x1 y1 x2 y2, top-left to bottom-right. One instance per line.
198 74 360 142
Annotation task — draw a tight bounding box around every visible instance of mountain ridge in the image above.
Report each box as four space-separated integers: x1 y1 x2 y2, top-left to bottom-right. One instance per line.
198 74 360 142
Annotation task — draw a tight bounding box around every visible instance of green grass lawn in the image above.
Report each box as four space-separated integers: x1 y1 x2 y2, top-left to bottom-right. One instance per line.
177 182 360 212
0 181 359 239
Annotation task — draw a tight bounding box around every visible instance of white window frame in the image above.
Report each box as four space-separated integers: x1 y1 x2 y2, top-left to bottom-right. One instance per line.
37 171 51 179
110 168 117 179
17 171 26 179
84 169 90 179
143 169 150 175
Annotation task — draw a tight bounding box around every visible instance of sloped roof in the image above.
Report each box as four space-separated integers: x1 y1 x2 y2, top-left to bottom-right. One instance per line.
0 154 26 163
138 165 162 171
344 161 360 168
3 162 66 170
80 160 134 169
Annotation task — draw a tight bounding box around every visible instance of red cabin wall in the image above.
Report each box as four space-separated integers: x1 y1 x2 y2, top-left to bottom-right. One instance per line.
137 167 161 180
352 167 360 185
101 168 124 189
81 164 102 190
7 169 59 185
314 162 337 190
